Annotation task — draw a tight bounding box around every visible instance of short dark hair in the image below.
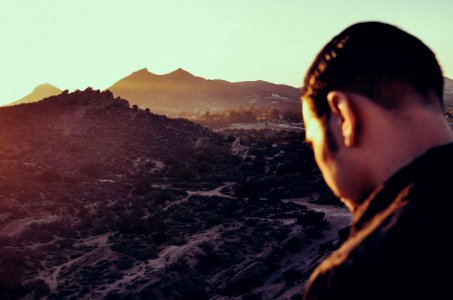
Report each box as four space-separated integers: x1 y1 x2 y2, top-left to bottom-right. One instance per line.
302 22 444 118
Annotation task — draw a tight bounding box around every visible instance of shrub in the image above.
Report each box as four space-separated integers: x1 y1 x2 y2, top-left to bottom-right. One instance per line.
0 249 24 290
37 170 62 182
80 163 102 178
35 229 54 243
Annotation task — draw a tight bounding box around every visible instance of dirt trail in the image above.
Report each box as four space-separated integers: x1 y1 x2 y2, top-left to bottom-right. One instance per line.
97 225 223 298
0 215 58 237
41 233 112 293
267 198 353 300
164 182 235 211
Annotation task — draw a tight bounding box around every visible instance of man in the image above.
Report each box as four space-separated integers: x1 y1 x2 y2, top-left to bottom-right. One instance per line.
301 22 453 299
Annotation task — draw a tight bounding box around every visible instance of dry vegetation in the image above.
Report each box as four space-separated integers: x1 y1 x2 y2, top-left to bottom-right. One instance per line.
0 89 347 300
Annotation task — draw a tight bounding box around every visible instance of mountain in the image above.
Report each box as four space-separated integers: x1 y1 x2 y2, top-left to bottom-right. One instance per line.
6 83 62 106
444 76 453 90
107 68 301 116
0 88 344 299
6 74 453 115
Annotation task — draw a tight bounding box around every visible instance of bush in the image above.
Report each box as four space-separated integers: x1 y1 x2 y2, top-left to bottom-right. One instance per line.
115 255 134 271
0 249 24 290
234 181 261 201
195 244 228 274
80 163 102 178
37 170 62 182
35 229 54 243
173 166 196 180
283 237 301 253
282 268 303 285
134 179 151 195
31 279 50 297
243 293 262 300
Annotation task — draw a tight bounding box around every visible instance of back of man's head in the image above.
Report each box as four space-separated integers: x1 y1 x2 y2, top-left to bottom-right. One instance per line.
302 22 444 118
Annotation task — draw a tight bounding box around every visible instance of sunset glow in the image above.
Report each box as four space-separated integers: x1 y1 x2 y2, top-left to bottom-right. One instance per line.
1 0 452 104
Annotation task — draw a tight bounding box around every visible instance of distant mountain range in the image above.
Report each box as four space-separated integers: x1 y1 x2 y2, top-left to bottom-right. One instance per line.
445 76 453 90
107 68 301 116
5 69 301 116
6 72 453 115
444 77 453 109
6 83 62 106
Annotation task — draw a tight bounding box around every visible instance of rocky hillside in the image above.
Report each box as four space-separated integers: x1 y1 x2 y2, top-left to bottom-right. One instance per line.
444 77 453 110
107 68 301 116
444 77 453 90
6 83 62 106
0 89 348 299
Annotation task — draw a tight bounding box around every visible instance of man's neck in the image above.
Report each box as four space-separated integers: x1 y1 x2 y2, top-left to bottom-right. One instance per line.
349 104 453 213
376 108 453 188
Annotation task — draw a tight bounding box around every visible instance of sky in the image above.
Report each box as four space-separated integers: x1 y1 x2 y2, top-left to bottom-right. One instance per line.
0 0 452 104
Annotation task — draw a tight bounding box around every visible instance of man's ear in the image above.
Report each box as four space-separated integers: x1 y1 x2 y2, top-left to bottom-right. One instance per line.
327 91 357 147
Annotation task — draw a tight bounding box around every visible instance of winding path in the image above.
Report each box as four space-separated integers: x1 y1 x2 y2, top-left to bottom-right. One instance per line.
163 182 235 211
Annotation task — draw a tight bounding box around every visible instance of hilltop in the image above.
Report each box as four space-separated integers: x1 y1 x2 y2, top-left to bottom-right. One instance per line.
0 88 235 186
6 83 62 106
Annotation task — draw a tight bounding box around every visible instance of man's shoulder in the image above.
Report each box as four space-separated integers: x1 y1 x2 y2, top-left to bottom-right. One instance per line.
303 199 404 299
304 180 450 299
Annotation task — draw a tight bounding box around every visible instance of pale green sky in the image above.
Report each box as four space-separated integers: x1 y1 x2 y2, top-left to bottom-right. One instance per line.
1 0 452 104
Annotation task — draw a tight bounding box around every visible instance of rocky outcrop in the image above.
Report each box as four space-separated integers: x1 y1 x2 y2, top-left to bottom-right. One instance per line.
41 87 129 111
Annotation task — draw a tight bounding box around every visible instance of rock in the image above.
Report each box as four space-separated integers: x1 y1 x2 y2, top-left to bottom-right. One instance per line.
231 137 249 157
224 261 270 294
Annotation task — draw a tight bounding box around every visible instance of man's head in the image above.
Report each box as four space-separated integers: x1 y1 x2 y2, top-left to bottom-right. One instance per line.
302 22 451 211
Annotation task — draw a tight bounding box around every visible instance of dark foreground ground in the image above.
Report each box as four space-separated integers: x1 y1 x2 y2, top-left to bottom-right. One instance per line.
0 90 350 299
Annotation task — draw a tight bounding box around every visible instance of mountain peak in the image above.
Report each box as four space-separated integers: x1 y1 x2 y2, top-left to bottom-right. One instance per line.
130 68 158 77
35 83 59 90
164 68 195 79
107 68 301 116
136 68 151 73
6 83 62 106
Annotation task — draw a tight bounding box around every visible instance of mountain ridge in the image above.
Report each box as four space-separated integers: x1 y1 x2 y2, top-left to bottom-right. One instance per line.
7 83 62 106
107 68 301 116
9 71 450 116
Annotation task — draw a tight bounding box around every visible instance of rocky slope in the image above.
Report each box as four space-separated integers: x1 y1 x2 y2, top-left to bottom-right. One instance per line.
444 77 453 110
444 77 453 90
0 89 348 299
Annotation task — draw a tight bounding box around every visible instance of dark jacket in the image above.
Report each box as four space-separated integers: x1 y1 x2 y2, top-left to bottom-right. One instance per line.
304 143 453 300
